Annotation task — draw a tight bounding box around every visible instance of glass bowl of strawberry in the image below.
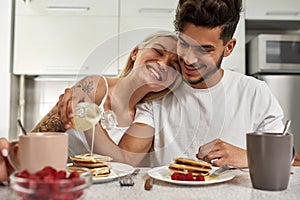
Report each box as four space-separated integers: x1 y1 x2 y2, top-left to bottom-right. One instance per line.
9 166 92 200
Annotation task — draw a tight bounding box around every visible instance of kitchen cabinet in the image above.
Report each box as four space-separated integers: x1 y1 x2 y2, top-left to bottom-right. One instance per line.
13 0 119 76
245 0 300 21
117 0 178 72
13 0 246 76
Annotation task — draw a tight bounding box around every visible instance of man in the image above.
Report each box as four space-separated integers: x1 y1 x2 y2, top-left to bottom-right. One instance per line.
128 0 300 167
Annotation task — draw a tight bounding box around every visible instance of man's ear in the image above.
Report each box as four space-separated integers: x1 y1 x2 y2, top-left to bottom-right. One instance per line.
131 47 139 61
224 38 236 57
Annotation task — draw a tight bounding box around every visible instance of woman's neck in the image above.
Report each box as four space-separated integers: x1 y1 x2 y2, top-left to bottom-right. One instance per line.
106 77 151 126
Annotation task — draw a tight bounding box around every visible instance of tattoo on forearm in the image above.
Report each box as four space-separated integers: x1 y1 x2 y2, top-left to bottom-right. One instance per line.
76 79 94 93
31 107 65 132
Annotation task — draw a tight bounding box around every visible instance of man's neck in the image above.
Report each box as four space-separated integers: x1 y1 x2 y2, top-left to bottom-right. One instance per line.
190 68 224 89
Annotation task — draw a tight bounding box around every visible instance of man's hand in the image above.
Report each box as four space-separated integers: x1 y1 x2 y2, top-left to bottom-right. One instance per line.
196 138 248 168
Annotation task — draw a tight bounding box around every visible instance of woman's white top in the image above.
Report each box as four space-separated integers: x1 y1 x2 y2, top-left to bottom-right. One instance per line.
67 76 129 157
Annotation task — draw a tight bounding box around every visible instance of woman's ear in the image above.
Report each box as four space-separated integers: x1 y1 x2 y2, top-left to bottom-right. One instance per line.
131 48 139 61
224 38 236 57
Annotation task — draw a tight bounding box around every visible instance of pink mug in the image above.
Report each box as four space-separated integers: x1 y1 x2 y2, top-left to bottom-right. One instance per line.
8 132 68 173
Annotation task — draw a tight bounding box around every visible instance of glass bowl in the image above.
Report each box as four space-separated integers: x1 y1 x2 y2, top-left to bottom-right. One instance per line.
9 166 92 200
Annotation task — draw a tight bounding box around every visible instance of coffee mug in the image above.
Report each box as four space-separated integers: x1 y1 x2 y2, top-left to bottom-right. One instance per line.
8 132 68 173
247 132 293 191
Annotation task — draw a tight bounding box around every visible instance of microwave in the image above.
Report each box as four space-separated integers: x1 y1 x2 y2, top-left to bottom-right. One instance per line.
247 34 300 74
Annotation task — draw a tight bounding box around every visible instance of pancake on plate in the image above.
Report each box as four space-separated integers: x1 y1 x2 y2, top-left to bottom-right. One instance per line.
70 153 113 178
169 157 212 177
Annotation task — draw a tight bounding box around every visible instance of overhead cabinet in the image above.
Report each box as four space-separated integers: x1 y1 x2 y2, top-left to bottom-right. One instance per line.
245 0 300 21
13 0 246 75
13 0 119 76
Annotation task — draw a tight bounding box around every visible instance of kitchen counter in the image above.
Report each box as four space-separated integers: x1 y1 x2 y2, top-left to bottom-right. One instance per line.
1 167 299 200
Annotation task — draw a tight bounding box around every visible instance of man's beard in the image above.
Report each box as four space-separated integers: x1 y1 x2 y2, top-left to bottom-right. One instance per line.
185 51 224 86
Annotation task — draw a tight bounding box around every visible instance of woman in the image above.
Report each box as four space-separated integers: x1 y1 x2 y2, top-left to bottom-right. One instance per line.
0 31 181 183
32 31 182 165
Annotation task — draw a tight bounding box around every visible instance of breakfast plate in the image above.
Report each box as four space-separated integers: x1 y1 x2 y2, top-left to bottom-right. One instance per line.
148 166 235 186
68 162 134 183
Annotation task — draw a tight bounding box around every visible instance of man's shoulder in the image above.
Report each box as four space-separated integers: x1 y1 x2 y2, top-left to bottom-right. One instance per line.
224 70 263 87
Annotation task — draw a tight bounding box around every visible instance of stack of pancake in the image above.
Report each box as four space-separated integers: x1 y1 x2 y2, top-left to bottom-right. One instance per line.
169 157 212 177
70 153 113 178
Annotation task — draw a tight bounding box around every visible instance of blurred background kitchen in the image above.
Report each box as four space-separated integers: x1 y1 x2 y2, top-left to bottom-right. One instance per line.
0 0 299 152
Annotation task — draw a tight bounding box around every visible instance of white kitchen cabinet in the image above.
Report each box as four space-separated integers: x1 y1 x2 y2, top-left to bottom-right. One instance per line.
245 0 300 21
13 0 119 76
117 0 178 73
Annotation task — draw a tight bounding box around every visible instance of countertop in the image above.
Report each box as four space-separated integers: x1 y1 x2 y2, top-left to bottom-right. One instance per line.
1 167 299 200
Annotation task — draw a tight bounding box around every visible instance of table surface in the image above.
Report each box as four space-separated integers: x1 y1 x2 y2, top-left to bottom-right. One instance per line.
1 167 299 200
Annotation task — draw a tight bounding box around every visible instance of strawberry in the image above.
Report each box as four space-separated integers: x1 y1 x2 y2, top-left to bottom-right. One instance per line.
195 174 205 181
171 172 180 180
183 173 194 181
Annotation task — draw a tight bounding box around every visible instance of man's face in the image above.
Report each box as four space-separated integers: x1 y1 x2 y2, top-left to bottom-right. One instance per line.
177 23 230 89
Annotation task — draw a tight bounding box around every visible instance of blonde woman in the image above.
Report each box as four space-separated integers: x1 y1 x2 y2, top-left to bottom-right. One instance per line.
32 31 182 165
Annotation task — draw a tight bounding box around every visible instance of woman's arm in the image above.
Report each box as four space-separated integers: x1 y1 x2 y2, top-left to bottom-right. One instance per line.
84 122 154 167
31 104 65 132
31 75 104 132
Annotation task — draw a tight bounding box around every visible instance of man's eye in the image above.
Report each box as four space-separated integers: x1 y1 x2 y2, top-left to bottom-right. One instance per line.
197 47 209 54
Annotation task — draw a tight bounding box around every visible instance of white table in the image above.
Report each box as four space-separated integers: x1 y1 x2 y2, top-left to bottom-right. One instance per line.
87 167 299 200
1 167 299 200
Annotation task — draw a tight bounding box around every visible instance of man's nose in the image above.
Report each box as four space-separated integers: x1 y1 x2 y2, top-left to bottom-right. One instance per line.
184 48 198 65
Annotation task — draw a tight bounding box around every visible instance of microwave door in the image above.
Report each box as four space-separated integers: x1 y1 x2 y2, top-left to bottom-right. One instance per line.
256 74 300 154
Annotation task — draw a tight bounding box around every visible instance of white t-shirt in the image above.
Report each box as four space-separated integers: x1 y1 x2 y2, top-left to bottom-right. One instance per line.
134 70 284 166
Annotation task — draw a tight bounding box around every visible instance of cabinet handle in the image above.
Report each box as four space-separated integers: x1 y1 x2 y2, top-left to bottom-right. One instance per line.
266 11 299 16
47 6 90 12
138 8 174 13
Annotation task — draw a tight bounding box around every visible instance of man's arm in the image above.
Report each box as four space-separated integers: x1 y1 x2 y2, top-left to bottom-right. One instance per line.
293 152 300 166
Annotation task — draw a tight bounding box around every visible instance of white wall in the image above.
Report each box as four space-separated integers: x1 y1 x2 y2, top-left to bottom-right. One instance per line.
0 0 12 138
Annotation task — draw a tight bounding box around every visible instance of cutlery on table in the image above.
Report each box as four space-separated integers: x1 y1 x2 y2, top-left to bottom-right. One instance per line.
119 168 140 187
144 176 154 191
206 165 231 180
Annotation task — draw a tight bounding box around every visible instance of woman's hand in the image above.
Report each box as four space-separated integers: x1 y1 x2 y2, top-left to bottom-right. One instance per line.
57 87 94 130
0 137 12 184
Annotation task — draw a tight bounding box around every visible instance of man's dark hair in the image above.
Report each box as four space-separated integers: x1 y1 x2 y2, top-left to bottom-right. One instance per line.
174 0 242 44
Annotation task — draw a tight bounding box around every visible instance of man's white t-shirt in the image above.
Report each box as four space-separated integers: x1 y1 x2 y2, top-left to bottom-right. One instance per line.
134 70 284 166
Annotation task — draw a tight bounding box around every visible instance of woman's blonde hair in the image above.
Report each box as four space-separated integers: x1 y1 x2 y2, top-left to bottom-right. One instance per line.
119 31 182 102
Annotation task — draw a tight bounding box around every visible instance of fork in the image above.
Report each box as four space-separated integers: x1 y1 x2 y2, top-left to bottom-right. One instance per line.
119 169 140 187
206 165 231 180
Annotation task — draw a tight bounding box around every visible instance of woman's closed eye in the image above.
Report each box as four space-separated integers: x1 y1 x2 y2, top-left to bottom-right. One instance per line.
153 48 164 56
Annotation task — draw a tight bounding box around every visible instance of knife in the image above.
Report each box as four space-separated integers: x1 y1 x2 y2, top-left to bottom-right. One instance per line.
144 176 154 190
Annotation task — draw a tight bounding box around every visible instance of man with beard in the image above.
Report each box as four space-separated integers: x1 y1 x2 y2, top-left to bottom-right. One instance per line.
131 0 300 167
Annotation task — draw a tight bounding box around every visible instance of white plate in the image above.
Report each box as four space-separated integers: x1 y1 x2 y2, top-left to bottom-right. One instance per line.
148 166 235 186
93 162 134 183
68 162 134 183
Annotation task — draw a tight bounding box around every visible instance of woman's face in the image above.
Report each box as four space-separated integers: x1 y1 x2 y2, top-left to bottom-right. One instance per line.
131 36 180 92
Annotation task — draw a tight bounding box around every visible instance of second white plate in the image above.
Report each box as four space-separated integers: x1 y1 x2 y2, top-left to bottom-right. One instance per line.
68 162 134 183
148 166 235 186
